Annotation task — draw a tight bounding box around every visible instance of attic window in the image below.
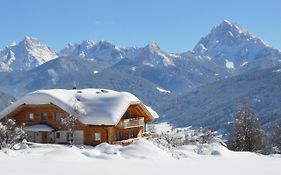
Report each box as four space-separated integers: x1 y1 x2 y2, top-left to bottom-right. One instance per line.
77 91 82 93
40 112 47 121
28 113 34 120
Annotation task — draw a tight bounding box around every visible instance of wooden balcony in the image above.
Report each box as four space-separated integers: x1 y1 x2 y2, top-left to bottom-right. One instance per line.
117 117 145 129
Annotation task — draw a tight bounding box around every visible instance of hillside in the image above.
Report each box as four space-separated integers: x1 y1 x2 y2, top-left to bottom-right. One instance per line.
158 67 281 131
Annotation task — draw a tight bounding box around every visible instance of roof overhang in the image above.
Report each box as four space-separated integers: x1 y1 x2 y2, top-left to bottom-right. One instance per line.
25 124 55 132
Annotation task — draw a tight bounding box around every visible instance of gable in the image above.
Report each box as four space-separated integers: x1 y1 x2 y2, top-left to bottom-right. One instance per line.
0 104 69 129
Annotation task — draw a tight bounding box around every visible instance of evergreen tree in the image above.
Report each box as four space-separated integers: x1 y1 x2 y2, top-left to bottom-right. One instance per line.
228 104 266 153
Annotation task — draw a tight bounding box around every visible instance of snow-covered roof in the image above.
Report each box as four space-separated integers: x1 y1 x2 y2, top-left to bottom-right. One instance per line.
26 124 55 132
0 88 158 125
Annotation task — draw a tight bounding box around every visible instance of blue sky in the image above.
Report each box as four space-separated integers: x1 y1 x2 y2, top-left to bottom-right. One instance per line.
0 0 280 52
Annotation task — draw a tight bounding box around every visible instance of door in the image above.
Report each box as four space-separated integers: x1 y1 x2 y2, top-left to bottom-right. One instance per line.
42 132 48 143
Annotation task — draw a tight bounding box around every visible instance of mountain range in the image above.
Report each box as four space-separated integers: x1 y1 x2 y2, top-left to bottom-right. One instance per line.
0 20 280 131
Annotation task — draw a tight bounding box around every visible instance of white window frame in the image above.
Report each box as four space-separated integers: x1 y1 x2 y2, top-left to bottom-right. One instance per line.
94 132 101 141
28 113 34 120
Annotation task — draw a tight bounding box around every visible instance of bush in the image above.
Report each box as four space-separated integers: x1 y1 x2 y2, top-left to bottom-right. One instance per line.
149 124 219 148
0 119 26 149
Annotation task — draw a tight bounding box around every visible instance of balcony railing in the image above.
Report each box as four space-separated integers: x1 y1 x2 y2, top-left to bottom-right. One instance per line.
117 117 145 129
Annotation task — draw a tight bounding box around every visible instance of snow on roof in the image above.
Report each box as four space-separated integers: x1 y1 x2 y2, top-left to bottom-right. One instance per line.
25 124 54 132
144 105 159 119
0 88 158 125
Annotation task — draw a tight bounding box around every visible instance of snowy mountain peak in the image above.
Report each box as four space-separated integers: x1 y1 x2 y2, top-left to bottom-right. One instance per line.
194 20 251 53
220 20 241 29
95 40 119 50
193 20 271 53
193 20 281 73
59 40 126 65
23 35 37 42
216 20 248 36
222 19 232 25
147 41 161 51
126 42 175 67
0 36 57 72
81 40 95 47
21 36 48 48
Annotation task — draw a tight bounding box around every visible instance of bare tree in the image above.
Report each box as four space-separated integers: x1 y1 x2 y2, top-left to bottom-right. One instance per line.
271 119 281 153
197 128 216 144
0 119 26 149
61 99 80 146
228 104 266 153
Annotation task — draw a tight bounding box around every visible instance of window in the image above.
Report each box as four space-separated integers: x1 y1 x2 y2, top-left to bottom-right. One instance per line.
129 129 136 138
93 132 101 141
67 132 73 139
67 132 73 138
56 132 60 139
40 112 47 121
28 113 34 120
54 112 61 122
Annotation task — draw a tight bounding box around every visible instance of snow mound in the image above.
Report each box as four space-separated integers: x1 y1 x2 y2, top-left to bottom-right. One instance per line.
44 147 87 161
84 143 122 159
80 139 170 160
120 139 171 159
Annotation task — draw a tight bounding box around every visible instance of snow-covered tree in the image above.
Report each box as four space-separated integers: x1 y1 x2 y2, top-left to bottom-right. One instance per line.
0 119 26 149
150 124 218 147
197 128 216 144
271 119 281 153
147 124 225 158
61 99 80 146
228 104 266 153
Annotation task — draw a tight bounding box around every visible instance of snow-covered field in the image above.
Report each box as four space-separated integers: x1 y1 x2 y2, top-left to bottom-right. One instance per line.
0 124 281 175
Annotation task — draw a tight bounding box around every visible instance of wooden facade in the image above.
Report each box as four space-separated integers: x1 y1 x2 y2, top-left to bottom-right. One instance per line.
0 103 151 146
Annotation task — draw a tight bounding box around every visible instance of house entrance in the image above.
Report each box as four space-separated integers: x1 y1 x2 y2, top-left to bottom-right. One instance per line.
42 132 48 143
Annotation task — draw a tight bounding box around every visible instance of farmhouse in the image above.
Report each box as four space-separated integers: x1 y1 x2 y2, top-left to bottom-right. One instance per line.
0 88 158 146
